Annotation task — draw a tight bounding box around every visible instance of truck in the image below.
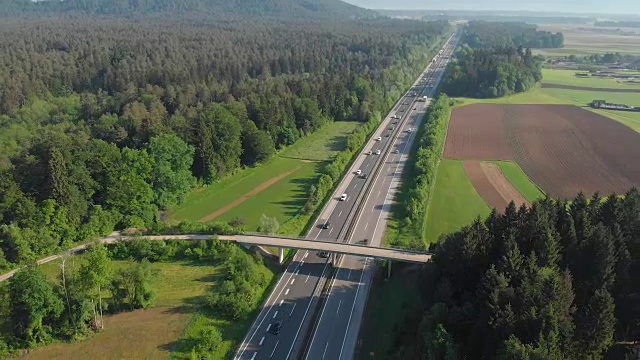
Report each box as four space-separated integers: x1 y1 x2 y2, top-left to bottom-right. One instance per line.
418 96 428 102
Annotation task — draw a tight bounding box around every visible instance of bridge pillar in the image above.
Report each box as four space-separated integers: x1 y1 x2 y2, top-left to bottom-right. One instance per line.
387 260 392 278
279 248 284 264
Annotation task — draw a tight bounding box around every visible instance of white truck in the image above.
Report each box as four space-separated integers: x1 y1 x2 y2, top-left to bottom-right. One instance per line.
418 96 428 102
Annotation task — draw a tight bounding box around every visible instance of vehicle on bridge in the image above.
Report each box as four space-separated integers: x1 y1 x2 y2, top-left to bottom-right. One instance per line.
339 193 347 201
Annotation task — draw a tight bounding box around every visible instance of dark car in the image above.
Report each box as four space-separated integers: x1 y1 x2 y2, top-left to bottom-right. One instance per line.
318 251 330 258
359 173 367 179
357 239 369 245
322 222 330 229
270 321 282 335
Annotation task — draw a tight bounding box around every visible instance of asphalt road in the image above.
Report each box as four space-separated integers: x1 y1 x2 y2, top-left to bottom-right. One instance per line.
303 35 460 360
234 34 459 360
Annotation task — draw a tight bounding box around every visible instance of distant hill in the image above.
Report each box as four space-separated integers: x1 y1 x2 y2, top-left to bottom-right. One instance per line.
0 0 377 19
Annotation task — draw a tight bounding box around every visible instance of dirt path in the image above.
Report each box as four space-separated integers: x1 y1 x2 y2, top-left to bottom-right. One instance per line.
198 167 300 222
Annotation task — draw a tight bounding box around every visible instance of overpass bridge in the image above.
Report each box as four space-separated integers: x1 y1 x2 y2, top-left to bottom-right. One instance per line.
116 233 432 264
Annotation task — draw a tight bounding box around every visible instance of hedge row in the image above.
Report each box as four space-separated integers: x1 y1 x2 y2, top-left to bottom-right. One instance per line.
402 94 451 246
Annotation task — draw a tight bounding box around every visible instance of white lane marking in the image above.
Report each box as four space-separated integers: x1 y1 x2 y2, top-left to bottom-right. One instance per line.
347 268 352 280
273 311 278 319
290 302 297 316
377 190 381 197
336 300 342 314
295 270 299 275
270 340 279 359
285 289 290 296
323 342 330 359
266 324 272 332
328 227 334 235
251 352 257 360
300 261 305 266
305 273 310 283
259 337 265 345
279 299 284 307
338 258 369 359
303 252 308 259
364 222 369 231
291 278 295 285
338 210 342 217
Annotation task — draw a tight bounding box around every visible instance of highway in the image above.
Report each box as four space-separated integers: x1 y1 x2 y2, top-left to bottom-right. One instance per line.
234 33 459 360
303 35 460 360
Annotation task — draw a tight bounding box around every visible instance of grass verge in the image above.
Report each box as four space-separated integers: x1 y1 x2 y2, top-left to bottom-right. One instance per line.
355 263 422 360
424 160 491 244
541 68 640 90
493 161 546 203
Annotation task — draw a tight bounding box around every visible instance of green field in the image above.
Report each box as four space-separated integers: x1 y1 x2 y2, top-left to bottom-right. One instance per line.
542 68 640 90
424 160 491 244
170 121 360 235
32 254 274 360
494 161 545 203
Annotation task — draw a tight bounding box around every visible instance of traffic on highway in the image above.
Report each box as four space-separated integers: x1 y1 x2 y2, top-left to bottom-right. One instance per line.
235 32 460 360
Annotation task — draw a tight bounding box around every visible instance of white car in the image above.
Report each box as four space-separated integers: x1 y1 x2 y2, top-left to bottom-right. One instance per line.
356 169 362 175
376 136 382 141
375 149 381 155
407 128 413 133
340 194 347 201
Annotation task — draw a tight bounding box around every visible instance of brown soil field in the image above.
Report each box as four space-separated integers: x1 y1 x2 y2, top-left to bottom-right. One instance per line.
198 167 300 222
21 307 189 360
444 104 513 160
447 104 640 198
542 83 640 93
463 161 529 212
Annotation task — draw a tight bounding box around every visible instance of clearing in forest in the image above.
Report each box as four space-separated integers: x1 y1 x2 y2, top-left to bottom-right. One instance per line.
445 104 640 198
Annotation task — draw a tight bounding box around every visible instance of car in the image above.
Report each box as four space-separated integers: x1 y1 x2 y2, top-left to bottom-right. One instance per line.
385 133 390 137
400 108 405 112
340 193 347 201
407 128 413 133
318 251 329 258
356 169 362 175
376 136 382 141
375 149 381 155
413 107 417 110
270 321 282 335
357 239 369 245
392 114 399 119
393 149 399 154
388 126 394 130
322 222 330 229
360 173 367 179
366 150 372 155
392 120 398 124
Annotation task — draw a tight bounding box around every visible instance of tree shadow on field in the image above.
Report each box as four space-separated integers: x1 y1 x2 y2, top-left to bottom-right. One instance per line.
328 134 348 153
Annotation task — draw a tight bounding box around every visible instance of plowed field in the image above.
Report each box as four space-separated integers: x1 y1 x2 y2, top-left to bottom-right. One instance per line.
446 104 640 198
463 161 529 211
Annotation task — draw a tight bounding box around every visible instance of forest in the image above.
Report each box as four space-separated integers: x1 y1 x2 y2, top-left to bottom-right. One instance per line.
463 21 564 49
391 191 640 359
442 46 544 98
0 10 450 273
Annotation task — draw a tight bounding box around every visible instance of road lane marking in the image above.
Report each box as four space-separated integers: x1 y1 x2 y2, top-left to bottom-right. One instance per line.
338 210 342 217
279 299 284 307
266 324 271 332
259 337 265 345
251 352 257 360
290 302 297 316
273 311 278 318
285 289 290 296
305 273 310 283
338 258 369 359
303 252 308 258
300 260 305 266
323 342 330 359
291 278 295 285
347 268 352 280
364 222 368 231
270 340 279 358
336 300 342 314
295 270 299 275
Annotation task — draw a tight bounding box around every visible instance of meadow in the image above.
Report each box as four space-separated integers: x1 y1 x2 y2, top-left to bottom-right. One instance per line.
494 161 545 203
534 25 640 55
541 68 640 90
170 121 360 235
424 160 491 244
26 254 274 360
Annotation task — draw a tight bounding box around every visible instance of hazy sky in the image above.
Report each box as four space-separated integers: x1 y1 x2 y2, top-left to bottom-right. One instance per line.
343 0 640 15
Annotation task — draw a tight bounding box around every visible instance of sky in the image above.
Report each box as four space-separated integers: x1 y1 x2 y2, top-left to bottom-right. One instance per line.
343 0 640 15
